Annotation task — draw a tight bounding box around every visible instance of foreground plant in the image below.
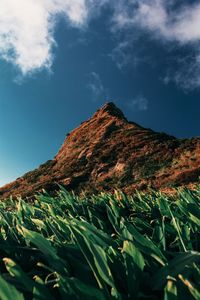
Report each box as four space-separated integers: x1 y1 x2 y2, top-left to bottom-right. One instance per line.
0 186 200 299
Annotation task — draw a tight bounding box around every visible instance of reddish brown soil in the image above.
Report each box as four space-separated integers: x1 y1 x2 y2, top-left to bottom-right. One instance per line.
0 102 199 199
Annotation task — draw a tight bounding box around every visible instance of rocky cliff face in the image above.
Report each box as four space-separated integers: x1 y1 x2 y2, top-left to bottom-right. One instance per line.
0 102 200 199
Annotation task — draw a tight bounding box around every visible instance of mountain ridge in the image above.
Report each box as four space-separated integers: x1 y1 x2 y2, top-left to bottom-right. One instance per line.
0 102 200 199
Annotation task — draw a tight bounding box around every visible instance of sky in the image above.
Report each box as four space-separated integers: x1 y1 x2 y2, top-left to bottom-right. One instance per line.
0 0 200 186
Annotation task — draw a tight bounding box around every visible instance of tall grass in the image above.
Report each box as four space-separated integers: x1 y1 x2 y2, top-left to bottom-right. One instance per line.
0 186 200 299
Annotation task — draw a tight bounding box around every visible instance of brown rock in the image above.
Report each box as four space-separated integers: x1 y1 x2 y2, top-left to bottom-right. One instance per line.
0 102 200 199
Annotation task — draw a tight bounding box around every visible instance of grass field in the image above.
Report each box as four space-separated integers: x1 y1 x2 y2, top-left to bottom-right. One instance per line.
0 186 200 299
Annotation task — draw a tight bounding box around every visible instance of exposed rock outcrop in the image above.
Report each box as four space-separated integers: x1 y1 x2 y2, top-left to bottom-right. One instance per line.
0 102 199 199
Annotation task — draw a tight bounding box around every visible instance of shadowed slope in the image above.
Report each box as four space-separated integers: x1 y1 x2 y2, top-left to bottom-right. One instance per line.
0 102 200 198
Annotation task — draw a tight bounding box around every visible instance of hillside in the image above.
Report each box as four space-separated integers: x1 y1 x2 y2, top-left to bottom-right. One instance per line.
0 102 200 199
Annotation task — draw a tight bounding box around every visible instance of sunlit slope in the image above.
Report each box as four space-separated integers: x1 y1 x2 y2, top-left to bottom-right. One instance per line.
0 102 200 199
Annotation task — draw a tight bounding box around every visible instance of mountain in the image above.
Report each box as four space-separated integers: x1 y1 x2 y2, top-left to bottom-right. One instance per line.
0 102 200 199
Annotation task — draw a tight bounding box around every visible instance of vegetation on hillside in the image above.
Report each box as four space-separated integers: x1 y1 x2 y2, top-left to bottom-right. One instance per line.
1 103 200 200
0 187 200 299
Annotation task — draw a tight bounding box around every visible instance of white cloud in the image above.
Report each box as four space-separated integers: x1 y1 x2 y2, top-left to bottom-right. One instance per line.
112 0 200 89
127 95 148 111
1 0 200 89
0 0 107 75
113 1 200 44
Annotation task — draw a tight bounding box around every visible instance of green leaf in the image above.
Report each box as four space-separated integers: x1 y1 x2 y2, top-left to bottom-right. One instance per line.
122 240 145 298
178 274 200 300
3 258 33 292
3 258 54 300
0 275 24 300
70 225 104 289
152 251 200 290
18 226 58 260
125 223 166 265
122 240 145 271
70 278 106 300
88 241 115 288
164 277 177 300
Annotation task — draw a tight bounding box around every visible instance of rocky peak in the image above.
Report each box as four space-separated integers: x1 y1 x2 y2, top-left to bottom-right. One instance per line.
0 102 200 199
92 102 127 121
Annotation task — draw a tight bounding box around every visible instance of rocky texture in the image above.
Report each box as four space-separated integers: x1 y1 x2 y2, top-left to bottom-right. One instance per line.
0 102 200 199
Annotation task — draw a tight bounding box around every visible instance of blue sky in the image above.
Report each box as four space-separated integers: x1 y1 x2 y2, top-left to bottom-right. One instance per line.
0 0 200 186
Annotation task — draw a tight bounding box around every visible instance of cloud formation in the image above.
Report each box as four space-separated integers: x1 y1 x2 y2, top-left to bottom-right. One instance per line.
113 0 200 44
0 0 105 74
1 0 200 89
113 0 200 89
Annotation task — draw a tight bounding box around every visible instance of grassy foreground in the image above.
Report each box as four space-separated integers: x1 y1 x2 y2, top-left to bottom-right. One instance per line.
0 187 200 299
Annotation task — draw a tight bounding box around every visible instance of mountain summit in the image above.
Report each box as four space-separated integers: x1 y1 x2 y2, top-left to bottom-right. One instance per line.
0 102 200 198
